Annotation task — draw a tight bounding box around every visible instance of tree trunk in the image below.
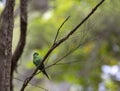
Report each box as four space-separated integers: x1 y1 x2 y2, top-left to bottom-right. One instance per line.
0 0 15 91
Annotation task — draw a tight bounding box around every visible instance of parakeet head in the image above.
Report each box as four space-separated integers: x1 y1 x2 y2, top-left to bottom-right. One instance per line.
33 52 39 58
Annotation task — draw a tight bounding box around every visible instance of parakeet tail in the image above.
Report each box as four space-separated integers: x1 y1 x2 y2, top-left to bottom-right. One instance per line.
42 69 49 79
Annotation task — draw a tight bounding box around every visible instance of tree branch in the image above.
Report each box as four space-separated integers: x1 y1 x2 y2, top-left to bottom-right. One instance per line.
14 77 48 91
11 0 27 90
53 16 70 45
45 36 90 70
20 0 105 90
11 0 28 73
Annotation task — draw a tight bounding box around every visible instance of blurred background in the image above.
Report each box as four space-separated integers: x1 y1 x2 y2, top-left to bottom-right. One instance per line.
1 0 120 91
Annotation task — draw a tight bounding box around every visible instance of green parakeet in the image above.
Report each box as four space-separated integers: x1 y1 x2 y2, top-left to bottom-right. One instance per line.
33 52 49 79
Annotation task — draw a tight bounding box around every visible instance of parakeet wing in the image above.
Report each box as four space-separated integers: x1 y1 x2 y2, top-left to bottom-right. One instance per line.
33 57 41 67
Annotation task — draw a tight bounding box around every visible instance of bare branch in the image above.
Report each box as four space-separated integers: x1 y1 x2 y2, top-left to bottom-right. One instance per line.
54 60 82 65
14 77 48 91
20 0 105 90
11 0 28 73
53 16 70 45
11 0 27 90
45 37 89 69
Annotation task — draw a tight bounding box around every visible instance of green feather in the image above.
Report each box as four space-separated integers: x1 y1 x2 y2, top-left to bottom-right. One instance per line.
33 52 42 66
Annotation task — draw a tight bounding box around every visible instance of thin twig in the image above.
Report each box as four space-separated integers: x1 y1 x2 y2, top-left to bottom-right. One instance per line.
55 60 83 65
20 0 105 90
45 38 88 69
53 16 70 44
14 77 48 91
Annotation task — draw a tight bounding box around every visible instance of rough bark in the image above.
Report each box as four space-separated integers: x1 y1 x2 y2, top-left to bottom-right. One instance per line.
0 0 15 91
